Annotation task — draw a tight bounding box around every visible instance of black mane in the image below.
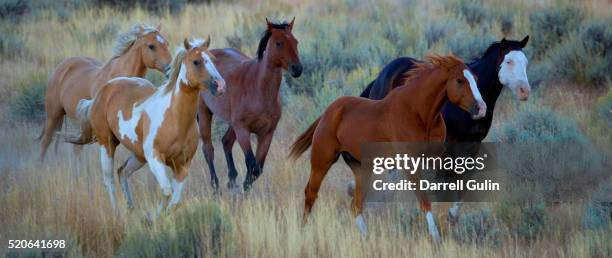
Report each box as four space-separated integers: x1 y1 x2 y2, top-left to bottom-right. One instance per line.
256 22 291 60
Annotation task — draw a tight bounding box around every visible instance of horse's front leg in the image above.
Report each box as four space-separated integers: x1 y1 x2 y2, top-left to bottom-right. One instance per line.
144 153 172 219
167 164 189 211
233 126 257 192
221 127 239 191
248 131 274 185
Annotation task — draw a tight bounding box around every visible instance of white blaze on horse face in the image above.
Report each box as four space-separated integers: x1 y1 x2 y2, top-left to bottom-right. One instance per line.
499 50 530 100
463 69 487 119
201 51 226 93
156 34 165 44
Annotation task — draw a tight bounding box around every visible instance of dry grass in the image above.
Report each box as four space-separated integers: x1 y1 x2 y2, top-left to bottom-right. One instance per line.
0 0 610 257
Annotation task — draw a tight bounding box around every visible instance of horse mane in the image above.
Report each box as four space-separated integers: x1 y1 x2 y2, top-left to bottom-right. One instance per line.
403 54 465 84
256 21 291 60
111 24 158 58
162 48 186 94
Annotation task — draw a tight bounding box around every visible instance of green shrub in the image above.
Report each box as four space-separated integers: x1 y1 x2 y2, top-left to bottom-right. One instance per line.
449 0 489 27
517 202 547 239
424 21 455 47
529 4 585 58
8 75 47 122
0 31 25 59
597 89 612 129
95 0 186 14
452 208 502 245
446 32 495 61
118 202 233 257
494 108 587 143
0 0 30 21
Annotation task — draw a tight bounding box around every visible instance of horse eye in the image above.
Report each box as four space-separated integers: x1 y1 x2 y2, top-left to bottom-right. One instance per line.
276 41 282 47
456 79 464 84
148 44 155 50
193 60 200 66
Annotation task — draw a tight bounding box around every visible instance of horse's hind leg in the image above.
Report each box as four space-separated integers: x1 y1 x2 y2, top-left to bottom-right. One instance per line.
99 143 118 209
415 189 441 241
221 127 239 190
39 105 65 162
343 152 368 235
198 105 219 191
303 146 338 224
117 154 145 209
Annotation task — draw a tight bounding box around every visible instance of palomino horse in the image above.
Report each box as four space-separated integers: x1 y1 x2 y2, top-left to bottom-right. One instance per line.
359 36 531 222
65 38 226 210
198 18 302 191
39 24 172 161
288 55 486 240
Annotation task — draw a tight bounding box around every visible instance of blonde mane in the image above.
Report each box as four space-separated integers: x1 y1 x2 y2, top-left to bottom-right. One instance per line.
162 48 187 94
403 54 465 85
111 24 158 58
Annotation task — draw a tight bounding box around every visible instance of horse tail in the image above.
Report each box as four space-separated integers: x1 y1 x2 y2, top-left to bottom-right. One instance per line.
288 117 321 161
61 99 95 145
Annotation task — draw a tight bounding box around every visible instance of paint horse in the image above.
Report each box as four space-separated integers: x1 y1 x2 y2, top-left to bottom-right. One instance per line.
198 18 302 191
65 38 226 210
289 55 486 240
39 24 172 161
359 36 531 222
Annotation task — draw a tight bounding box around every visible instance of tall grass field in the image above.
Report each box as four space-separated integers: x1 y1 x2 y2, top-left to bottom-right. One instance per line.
1 0 611 257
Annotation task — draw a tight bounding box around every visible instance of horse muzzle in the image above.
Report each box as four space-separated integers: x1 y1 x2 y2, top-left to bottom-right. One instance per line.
206 78 226 96
515 82 531 101
470 101 487 120
289 63 303 78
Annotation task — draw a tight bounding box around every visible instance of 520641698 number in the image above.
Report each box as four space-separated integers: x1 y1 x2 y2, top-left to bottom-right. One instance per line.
8 240 65 249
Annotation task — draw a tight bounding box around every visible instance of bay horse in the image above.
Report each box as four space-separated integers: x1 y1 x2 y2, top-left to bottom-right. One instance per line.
359 36 531 222
198 18 302 192
39 24 172 161
64 38 226 211
288 55 486 241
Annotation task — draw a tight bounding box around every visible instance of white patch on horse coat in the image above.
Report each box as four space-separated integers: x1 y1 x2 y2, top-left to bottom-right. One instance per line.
463 69 483 103
498 50 529 90
116 78 173 144
426 211 441 241
355 214 368 235
146 156 172 196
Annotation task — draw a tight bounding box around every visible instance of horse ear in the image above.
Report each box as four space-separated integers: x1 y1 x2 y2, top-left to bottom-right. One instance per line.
138 25 145 35
288 17 295 30
156 23 162 31
204 35 211 49
184 38 192 50
500 38 508 45
265 17 273 29
520 35 529 48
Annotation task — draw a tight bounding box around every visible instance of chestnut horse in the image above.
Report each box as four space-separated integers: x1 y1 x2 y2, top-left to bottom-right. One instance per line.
198 18 302 192
64 38 226 211
39 24 172 161
288 55 486 240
